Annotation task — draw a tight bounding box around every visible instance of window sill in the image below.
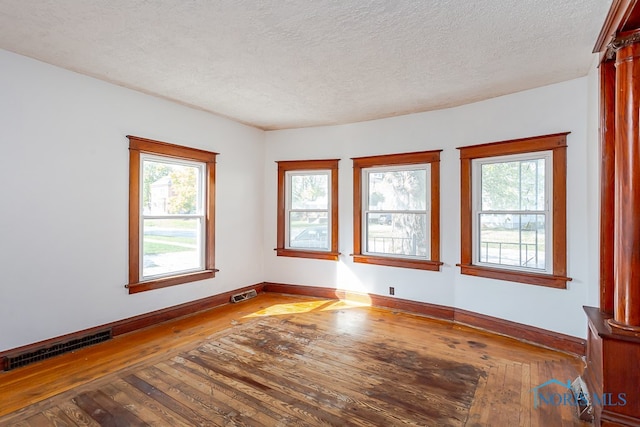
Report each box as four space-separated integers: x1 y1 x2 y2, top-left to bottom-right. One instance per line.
127 270 218 294
353 254 442 271
275 248 340 261
457 264 570 289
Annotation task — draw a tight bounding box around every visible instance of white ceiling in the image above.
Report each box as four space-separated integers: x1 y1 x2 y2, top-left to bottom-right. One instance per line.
0 1 611 130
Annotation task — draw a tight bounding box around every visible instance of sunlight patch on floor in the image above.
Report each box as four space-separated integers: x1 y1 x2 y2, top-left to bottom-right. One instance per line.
242 298 370 319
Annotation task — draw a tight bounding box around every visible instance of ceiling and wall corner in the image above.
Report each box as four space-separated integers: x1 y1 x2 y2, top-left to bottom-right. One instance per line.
0 0 612 130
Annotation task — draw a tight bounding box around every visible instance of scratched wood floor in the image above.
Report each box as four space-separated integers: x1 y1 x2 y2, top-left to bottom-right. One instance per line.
0 294 589 426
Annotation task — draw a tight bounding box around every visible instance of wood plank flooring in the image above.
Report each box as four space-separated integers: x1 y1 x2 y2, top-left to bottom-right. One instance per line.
0 294 589 426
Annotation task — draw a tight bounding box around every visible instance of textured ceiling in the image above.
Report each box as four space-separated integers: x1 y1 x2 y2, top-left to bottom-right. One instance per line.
0 0 611 130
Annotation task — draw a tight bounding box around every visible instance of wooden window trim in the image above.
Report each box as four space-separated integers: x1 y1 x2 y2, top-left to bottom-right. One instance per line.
351 150 443 271
275 159 340 261
127 135 218 294
456 133 572 288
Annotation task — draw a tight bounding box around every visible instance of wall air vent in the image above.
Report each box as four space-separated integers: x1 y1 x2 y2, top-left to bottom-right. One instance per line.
3 329 112 371
230 289 257 303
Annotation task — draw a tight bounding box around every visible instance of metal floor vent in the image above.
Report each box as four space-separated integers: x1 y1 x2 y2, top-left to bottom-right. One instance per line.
230 289 257 303
571 376 594 422
4 329 112 371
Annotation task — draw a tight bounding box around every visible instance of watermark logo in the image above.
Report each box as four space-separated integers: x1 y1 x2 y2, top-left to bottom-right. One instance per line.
531 379 627 409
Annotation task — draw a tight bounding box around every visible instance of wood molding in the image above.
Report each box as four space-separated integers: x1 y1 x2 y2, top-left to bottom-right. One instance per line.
113 282 264 336
457 264 570 289
456 132 569 159
594 0 640 54
127 135 218 162
275 159 341 170
585 306 640 345
351 150 442 168
0 283 265 370
552 144 568 278
128 146 141 286
352 159 363 256
262 282 585 355
460 156 472 265
366 292 454 321
454 308 585 356
274 248 340 261
262 282 455 320
352 255 442 271
431 160 441 262
127 270 218 294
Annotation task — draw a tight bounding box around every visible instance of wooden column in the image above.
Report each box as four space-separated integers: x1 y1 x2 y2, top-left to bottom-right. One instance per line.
610 30 640 334
585 4 640 426
600 59 616 315
582 26 640 427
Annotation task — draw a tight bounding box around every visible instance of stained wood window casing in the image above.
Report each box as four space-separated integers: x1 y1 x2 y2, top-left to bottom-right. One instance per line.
127 135 218 294
457 133 571 289
276 159 340 261
352 150 443 271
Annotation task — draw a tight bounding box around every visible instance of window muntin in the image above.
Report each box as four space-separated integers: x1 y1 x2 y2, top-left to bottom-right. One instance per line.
285 170 331 251
140 155 206 280
276 159 339 261
127 135 217 294
362 165 431 259
472 152 552 273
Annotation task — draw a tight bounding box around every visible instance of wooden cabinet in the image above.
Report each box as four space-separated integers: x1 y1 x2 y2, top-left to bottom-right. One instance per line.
584 307 640 426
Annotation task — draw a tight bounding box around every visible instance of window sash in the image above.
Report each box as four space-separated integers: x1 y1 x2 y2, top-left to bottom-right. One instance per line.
471 151 552 274
139 154 207 280
362 164 431 259
284 170 331 252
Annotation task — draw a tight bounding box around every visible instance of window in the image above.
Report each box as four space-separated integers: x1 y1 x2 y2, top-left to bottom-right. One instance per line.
352 151 442 271
457 133 571 288
276 159 339 260
474 153 551 272
127 136 218 294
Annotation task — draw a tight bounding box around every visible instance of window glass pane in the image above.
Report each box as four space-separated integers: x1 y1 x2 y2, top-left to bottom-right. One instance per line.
289 211 329 250
479 213 546 270
290 174 329 210
143 218 202 277
143 160 201 215
368 169 427 211
520 159 545 211
481 159 545 211
366 213 428 257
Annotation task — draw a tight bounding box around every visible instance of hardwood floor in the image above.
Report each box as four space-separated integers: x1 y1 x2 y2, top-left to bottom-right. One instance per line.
0 294 588 426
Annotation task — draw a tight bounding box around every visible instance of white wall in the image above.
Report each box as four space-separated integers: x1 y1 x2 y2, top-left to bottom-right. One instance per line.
264 76 599 338
0 50 265 352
